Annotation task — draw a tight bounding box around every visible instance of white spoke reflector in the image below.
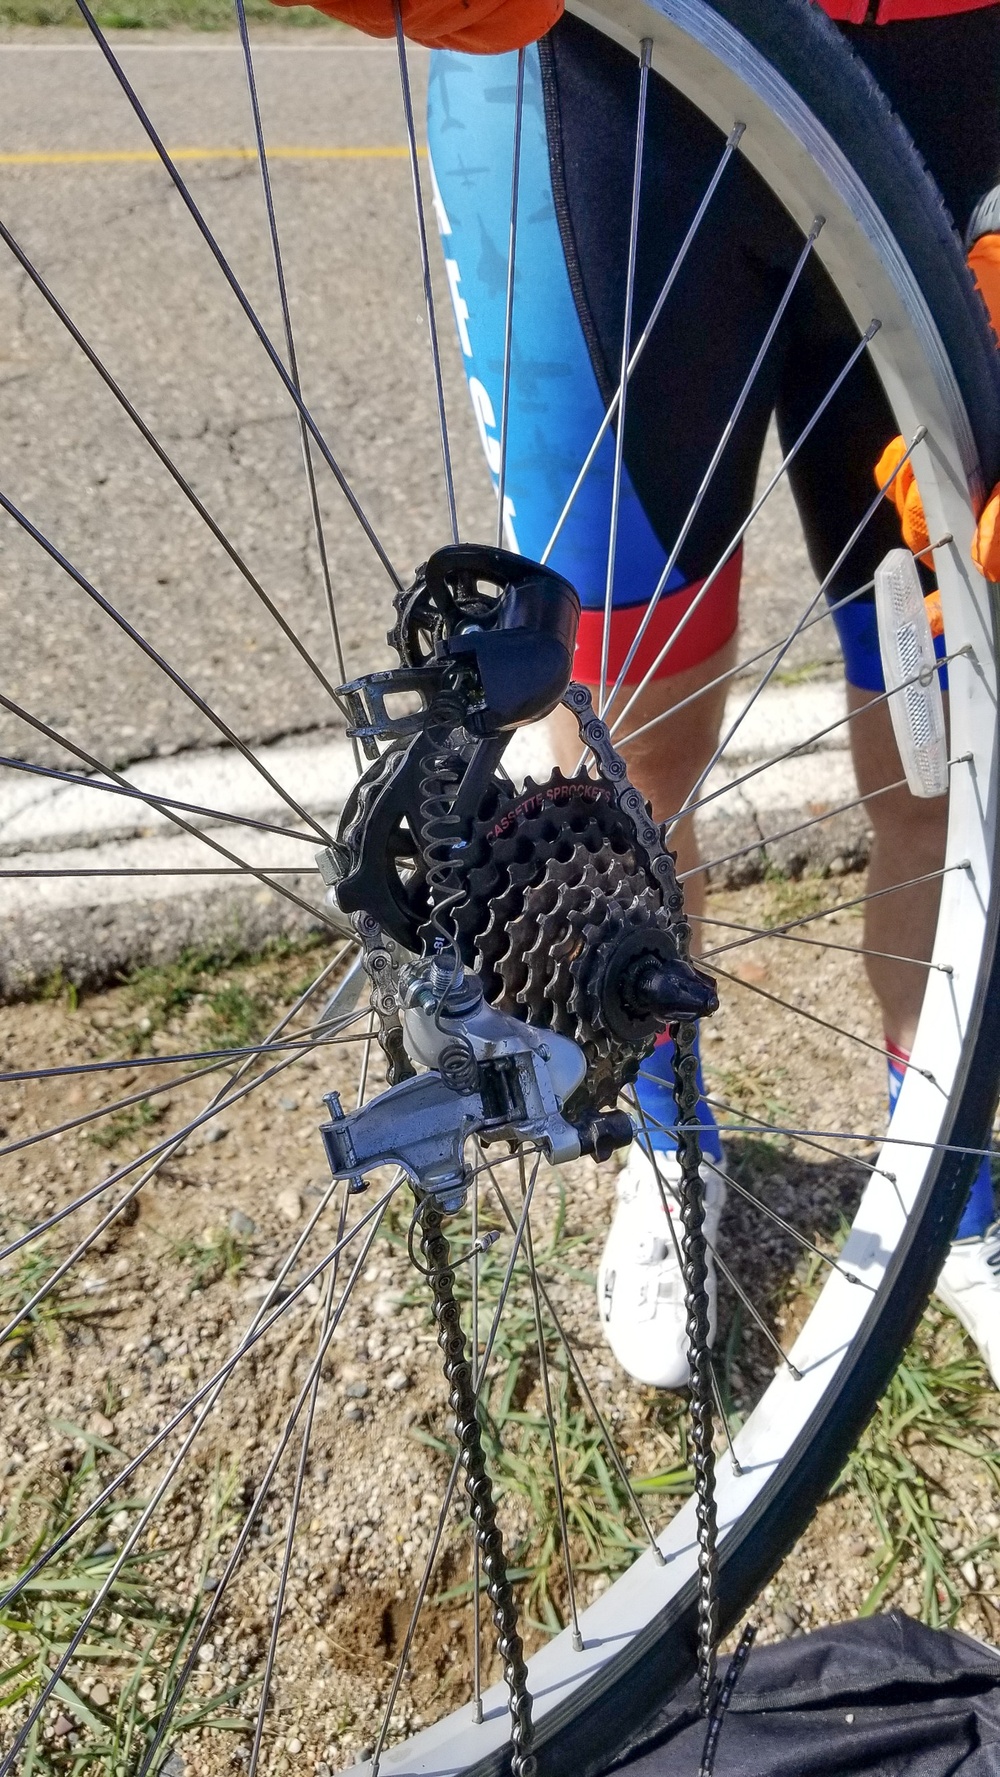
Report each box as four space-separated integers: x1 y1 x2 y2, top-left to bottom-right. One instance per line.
875 547 948 798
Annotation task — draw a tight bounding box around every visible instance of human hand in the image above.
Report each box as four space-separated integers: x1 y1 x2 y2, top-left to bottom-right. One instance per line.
876 231 1000 582
875 438 1000 584
267 0 563 51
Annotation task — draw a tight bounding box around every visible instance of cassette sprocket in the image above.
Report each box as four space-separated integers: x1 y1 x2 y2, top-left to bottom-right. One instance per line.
451 768 679 1118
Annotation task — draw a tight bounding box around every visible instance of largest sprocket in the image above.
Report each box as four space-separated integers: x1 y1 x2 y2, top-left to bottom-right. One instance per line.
451 768 679 1119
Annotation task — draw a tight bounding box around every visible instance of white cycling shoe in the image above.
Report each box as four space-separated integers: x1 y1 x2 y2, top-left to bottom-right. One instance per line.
934 1219 1000 1387
597 1141 727 1389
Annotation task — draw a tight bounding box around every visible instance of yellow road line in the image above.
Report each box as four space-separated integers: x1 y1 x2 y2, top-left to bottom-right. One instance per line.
0 144 419 166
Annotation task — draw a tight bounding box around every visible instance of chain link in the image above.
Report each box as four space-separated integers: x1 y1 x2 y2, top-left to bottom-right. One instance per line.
351 909 411 1084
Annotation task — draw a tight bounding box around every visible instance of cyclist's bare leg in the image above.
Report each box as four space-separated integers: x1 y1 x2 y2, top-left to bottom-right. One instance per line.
549 635 738 947
846 682 948 1054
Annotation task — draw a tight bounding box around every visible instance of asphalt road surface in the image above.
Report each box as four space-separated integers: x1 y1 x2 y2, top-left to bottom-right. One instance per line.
0 26 829 781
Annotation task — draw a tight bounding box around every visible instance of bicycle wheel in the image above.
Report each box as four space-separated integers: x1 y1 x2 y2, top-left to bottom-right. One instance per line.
1 1 998 1774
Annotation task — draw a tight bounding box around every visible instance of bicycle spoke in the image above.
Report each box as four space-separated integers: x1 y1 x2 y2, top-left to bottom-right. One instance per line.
0 864 309 877
695 910 952 974
599 37 652 711
677 776 905 884
0 1008 362 1161
662 647 957 833
634 1104 876 1291
612 575 877 751
234 0 354 715
0 697 338 931
605 325 883 741
612 517 946 754
371 1155 542 1772
394 1 458 543
496 47 526 550
0 1177 401 1631
656 429 925 821
0 215 347 711
703 1094 898 1182
0 1017 353 1343
709 959 942 1081
600 218 824 720
0 1027 348 1270
700 861 967 947
0 1165 397 1777
0 494 332 843
0 1017 364 1087
542 124 744 565
687 1109 998 1161
709 1365 742 1478
73 0 402 589
245 1185 351 1777
523 1187 584 1652
482 1157 666 1564
0 753 320 843
17 1165 353 1677
712 1244 802 1378
5 1180 389 1777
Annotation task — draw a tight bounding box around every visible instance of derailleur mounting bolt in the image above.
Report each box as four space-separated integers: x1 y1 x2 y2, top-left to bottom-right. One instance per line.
574 1108 635 1164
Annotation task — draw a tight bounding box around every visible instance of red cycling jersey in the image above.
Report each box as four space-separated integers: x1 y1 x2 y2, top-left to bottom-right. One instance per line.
817 0 997 19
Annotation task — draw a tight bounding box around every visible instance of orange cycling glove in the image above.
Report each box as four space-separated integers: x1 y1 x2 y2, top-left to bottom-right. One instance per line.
268 0 562 52
877 228 1000 582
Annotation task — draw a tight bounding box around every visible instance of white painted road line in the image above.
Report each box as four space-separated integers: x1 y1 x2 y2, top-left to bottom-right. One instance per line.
0 682 855 912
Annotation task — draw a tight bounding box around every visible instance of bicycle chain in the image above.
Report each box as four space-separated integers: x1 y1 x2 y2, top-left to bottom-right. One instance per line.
565 684 720 1715
419 1196 536 1777
351 909 412 1085
673 1013 719 1718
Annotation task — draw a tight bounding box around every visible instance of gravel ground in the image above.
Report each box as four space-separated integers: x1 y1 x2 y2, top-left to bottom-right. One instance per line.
1 876 998 1775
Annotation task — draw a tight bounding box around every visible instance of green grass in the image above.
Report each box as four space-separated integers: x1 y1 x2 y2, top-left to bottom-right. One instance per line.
836 1310 1000 1626
0 1447 249 1774
33 972 80 1014
164 1227 250 1293
757 874 833 925
0 0 341 29
117 938 324 1054
771 662 832 689
121 949 235 1050
0 1245 100 1367
86 1101 163 1152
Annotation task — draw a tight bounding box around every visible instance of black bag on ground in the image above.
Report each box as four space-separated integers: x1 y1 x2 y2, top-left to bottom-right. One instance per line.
607 1612 1000 1775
